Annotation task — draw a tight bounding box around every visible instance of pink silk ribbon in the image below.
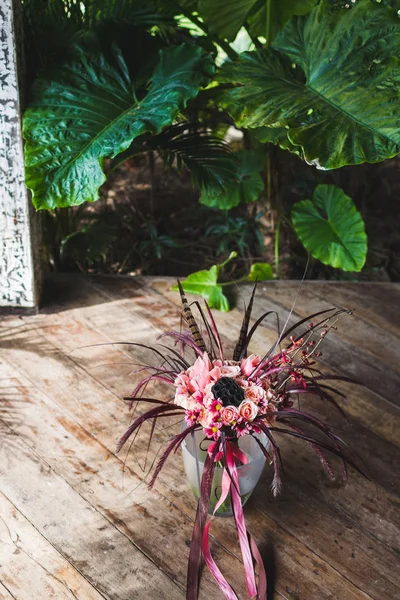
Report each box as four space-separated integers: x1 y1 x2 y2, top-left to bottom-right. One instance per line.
202 441 266 599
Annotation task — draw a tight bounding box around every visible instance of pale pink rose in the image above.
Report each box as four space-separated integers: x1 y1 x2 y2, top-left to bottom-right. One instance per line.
219 364 241 378
245 384 266 403
238 399 258 422
240 354 261 377
174 392 189 409
221 405 239 425
199 409 215 429
212 359 241 378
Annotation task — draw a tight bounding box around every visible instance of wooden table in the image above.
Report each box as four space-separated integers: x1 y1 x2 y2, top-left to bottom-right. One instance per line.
0 275 399 600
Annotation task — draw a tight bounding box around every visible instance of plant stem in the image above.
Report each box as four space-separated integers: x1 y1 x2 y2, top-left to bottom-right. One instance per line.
266 146 272 206
274 218 281 279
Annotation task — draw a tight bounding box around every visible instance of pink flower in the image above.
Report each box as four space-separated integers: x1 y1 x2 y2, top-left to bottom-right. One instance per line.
199 409 215 429
213 360 241 378
186 353 213 392
221 405 239 425
238 399 258 422
174 392 189 409
203 391 215 408
245 384 266 403
220 364 241 377
240 354 261 377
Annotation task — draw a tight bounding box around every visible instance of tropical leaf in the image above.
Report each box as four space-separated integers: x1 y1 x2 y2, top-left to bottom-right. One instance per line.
23 43 214 210
171 252 238 311
172 253 273 311
248 0 318 41
252 126 301 155
291 184 367 271
221 0 400 168
198 0 258 41
111 123 238 194
199 149 264 209
197 0 317 43
247 262 274 281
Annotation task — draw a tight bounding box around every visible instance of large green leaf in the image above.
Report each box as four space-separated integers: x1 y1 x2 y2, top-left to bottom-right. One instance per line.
171 252 238 311
197 0 317 42
199 149 264 209
291 184 367 271
172 252 274 311
247 262 274 281
23 43 213 209
221 0 400 168
248 0 318 41
198 0 257 42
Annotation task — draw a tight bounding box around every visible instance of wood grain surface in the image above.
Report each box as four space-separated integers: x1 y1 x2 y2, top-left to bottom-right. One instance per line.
0 274 399 600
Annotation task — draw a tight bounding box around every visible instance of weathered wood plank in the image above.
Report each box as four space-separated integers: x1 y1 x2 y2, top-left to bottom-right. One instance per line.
0 357 382 600
0 385 186 599
0 490 106 600
6 279 399 597
0 359 247 599
1 275 400 599
0 585 16 599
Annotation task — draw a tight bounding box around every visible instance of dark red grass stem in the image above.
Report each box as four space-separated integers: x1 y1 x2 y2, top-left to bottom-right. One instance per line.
204 300 224 361
233 281 258 361
116 404 184 453
240 310 280 361
148 423 199 489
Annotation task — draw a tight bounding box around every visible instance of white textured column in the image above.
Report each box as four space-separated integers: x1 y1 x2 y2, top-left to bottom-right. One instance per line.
0 0 40 309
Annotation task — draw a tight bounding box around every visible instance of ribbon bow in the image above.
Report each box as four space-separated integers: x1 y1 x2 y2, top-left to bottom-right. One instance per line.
187 439 267 600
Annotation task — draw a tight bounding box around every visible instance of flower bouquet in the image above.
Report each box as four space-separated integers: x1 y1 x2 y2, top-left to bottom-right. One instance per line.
117 282 364 600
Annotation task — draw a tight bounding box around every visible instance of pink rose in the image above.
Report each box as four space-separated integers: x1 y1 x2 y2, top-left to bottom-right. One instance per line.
238 399 258 422
240 354 261 377
221 405 239 425
220 364 241 378
245 384 266 403
199 409 215 429
213 360 241 378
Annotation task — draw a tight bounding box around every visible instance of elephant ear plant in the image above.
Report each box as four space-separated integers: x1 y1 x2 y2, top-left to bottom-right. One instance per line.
116 282 367 599
22 0 400 299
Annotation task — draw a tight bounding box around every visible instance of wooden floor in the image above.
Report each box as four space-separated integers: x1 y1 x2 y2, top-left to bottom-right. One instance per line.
0 275 399 600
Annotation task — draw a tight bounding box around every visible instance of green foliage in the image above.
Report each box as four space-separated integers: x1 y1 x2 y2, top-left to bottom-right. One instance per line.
24 43 214 210
248 0 319 42
172 251 273 311
200 149 264 209
291 184 367 271
221 0 400 169
171 251 237 311
247 262 274 281
60 220 117 266
111 123 238 194
205 212 264 256
197 0 317 43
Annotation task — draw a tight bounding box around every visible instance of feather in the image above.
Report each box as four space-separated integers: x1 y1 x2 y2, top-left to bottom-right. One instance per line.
177 280 207 353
